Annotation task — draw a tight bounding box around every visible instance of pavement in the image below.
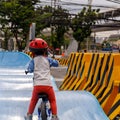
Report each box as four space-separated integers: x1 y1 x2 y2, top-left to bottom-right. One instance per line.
50 66 67 88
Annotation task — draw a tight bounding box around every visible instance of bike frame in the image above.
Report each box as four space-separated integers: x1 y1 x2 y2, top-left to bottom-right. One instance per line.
37 93 51 120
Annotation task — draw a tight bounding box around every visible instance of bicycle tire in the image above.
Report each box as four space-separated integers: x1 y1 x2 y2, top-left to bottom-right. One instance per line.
40 101 47 120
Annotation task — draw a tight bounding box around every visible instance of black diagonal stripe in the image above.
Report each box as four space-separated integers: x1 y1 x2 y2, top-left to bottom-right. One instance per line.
76 53 84 75
108 100 120 116
87 53 95 80
84 54 99 90
89 54 101 91
100 83 113 104
73 54 80 74
98 59 113 100
100 54 111 86
80 61 85 78
94 54 105 86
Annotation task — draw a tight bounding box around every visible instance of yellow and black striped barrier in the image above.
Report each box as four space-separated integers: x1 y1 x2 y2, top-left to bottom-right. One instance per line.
59 52 120 120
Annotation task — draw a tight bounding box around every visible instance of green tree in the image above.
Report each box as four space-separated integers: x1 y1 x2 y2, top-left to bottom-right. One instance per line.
34 6 53 36
71 7 100 51
51 7 71 49
0 0 39 51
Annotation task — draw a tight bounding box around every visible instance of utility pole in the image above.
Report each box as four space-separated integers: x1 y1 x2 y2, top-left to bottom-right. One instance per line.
88 0 96 51
87 0 93 51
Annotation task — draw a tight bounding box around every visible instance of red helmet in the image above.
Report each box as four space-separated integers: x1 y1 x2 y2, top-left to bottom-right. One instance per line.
29 38 48 52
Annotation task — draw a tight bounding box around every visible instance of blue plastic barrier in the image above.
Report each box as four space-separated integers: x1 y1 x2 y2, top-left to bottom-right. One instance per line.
0 51 109 120
0 51 31 68
51 77 109 120
56 91 109 120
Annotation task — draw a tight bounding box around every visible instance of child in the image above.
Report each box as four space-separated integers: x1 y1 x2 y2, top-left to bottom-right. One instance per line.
25 38 59 120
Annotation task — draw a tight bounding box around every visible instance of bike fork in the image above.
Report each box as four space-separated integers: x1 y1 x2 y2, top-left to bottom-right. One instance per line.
38 101 51 119
46 101 51 117
38 106 41 120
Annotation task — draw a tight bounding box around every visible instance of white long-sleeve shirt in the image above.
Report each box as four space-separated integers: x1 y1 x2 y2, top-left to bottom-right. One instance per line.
26 55 58 86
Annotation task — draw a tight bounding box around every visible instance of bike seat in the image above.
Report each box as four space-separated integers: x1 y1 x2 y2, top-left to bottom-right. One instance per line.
38 93 48 99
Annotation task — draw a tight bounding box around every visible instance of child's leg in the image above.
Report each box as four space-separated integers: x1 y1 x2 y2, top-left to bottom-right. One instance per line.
47 86 57 115
27 86 58 116
27 87 39 114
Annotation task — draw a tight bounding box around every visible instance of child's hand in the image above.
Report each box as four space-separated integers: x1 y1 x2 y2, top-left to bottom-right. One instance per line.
25 70 28 75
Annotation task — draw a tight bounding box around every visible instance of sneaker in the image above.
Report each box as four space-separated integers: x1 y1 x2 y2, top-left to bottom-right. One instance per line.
24 114 32 120
51 115 59 120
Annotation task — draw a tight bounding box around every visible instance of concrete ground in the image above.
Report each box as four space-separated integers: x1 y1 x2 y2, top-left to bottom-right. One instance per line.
50 66 67 88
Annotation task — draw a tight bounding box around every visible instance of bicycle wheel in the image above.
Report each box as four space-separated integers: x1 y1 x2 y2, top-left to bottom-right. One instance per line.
40 101 47 120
